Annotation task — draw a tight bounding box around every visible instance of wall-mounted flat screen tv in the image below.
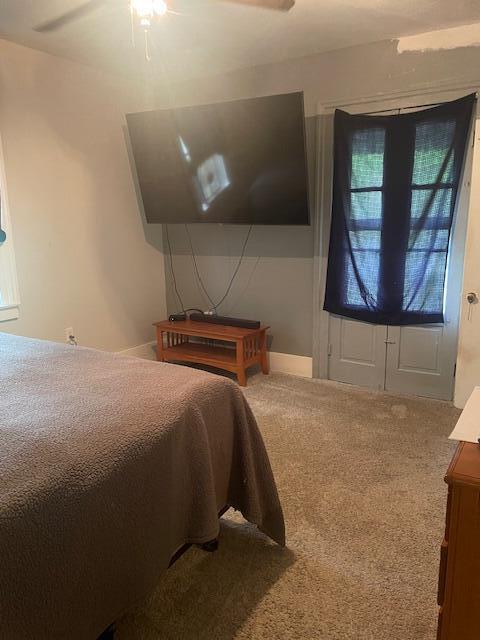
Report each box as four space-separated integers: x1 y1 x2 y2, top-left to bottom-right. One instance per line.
126 91 310 225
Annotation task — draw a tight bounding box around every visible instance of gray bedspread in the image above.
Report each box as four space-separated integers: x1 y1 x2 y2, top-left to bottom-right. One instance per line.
0 333 285 639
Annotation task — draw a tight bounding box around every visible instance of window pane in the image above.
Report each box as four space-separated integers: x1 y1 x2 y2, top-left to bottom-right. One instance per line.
350 190 383 222
346 129 384 309
413 120 455 185
410 187 453 222
346 189 382 308
351 128 386 189
404 180 452 314
344 249 380 308
403 250 447 314
349 230 381 251
408 229 449 251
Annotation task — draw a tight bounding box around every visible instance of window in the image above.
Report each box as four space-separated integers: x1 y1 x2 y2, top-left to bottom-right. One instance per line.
324 94 475 326
403 121 456 314
0 137 20 322
346 127 385 308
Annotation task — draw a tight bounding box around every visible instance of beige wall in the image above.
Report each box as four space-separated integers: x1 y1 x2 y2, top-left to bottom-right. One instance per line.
0 39 166 352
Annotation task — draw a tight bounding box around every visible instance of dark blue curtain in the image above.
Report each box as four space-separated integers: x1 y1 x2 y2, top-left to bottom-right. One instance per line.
324 93 476 325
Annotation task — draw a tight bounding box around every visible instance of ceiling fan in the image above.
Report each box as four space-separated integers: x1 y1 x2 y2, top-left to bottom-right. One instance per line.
33 0 295 33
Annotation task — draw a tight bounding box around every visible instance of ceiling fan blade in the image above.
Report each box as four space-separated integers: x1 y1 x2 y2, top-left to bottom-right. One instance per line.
33 0 107 32
224 0 295 10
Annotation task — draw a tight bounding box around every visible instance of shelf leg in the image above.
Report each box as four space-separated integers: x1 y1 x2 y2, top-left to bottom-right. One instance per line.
236 338 247 386
156 328 165 362
237 368 247 387
260 331 269 375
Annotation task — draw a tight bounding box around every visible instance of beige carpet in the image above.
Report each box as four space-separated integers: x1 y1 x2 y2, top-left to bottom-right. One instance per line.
115 373 460 640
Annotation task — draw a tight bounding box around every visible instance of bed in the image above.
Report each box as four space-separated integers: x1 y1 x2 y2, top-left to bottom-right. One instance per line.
0 333 285 640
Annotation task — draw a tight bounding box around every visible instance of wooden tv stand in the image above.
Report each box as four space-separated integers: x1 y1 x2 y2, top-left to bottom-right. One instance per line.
153 319 270 386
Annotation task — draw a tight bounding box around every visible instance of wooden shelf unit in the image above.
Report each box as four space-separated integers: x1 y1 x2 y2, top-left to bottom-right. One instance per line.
153 319 270 386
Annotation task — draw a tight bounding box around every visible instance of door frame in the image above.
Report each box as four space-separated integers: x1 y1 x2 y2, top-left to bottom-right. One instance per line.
312 81 479 382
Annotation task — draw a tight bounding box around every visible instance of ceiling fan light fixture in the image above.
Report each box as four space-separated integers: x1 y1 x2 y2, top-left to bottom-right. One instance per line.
130 0 167 23
129 0 168 60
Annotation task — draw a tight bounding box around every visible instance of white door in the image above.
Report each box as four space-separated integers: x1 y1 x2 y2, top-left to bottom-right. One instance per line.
328 115 474 401
384 324 454 399
382 135 473 400
328 317 386 390
329 317 457 400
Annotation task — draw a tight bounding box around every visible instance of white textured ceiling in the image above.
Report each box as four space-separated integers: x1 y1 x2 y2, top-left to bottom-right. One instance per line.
1 0 480 81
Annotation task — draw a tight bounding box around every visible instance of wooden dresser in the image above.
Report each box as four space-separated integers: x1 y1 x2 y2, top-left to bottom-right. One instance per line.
437 442 480 639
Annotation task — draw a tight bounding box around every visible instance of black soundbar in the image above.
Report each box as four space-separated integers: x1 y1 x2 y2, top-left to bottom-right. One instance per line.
190 313 260 330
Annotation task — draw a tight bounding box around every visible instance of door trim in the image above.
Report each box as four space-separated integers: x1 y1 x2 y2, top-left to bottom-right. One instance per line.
312 114 334 378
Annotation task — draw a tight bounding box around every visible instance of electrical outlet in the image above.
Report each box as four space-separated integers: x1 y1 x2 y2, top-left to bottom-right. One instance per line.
65 327 77 345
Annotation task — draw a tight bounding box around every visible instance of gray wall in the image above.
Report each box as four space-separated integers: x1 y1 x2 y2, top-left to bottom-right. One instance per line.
162 116 318 357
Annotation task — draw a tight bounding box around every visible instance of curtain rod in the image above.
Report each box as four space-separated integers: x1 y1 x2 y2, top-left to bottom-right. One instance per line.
360 93 478 116
320 82 479 114
361 101 440 115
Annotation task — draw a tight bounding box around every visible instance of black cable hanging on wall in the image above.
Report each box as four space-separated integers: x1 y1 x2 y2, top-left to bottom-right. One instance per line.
167 224 253 315
210 225 253 311
184 225 217 310
165 224 185 313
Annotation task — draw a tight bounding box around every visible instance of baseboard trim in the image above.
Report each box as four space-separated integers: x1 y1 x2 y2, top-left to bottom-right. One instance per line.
119 342 157 360
269 351 313 378
118 342 313 378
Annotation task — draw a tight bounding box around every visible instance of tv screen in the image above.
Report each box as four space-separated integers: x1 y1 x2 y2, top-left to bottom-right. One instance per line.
126 92 310 225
